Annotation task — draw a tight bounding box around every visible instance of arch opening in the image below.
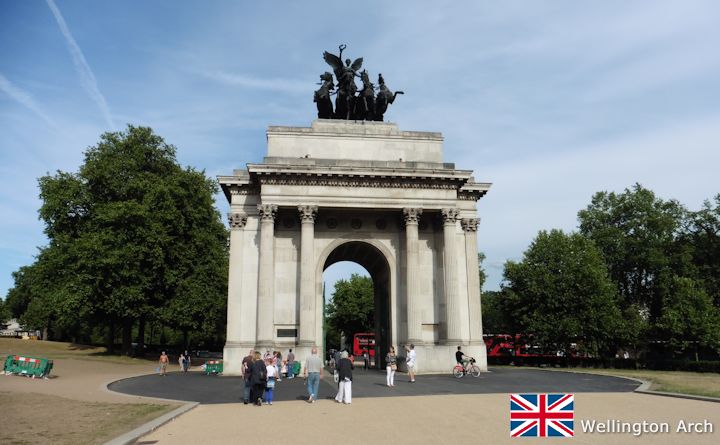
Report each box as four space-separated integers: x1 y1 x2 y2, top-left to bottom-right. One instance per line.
322 241 391 369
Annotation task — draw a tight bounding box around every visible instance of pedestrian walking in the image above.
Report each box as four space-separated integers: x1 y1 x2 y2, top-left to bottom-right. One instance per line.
362 350 370 369
250 351 267 406
158 351 169 376
386 346 397 387
274 351 282 381
178 352 185 372
335 351 353 404
241 349 254 404
406 344 416 383
183 350 191 372
286 348 295 379
264 357 277 405
303 347 323 403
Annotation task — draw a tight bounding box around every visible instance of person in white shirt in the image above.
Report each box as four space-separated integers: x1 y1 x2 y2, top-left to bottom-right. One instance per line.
264 358 277 405
405 344 416 383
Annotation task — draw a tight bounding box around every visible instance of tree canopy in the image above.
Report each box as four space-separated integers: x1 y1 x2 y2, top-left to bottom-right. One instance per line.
325 273 374 344
502 229 623 355
6 125 228 353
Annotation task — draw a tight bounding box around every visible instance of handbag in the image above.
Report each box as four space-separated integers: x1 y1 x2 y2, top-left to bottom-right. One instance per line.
266 378 275 389
390 363 397 371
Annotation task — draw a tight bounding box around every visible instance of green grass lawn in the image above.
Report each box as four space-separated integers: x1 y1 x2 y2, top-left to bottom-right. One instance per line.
0 337 156 364
523 366 720 398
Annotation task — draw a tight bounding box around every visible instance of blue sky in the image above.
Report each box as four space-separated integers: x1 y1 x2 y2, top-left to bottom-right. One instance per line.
1 1 720 299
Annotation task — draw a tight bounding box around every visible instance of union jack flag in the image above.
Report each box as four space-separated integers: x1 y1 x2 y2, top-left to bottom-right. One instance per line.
510 393 574 437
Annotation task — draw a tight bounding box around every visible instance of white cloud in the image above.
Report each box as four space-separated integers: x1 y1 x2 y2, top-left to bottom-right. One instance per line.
0 74 57 128
46 0 114 129
203 70 308 94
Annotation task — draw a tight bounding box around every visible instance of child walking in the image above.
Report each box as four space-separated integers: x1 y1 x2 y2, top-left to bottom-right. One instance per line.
264 358 277 405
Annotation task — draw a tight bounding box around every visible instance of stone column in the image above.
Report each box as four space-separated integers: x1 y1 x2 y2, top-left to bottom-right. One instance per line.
298 205 318 346
256 204 278 346
403 207 423 344
226 212 248 343
461 218 483 344
442 208 463 343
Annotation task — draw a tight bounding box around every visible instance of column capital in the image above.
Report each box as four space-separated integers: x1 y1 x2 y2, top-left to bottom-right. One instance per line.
402 207 423 225
460 217 480 232
257 204 278 222
228 212 248 229
298 205 318 224
441 208 459 225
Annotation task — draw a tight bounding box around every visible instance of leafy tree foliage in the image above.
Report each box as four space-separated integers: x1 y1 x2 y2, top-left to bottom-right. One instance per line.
502 230 623 355
325 274 374 343
480 290 514 334
578 184 687 325
656 276 720 356
684 194 720 307
7 126 227 353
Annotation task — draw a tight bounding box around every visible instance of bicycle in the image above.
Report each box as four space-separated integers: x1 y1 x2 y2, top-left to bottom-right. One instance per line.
452 357 481 378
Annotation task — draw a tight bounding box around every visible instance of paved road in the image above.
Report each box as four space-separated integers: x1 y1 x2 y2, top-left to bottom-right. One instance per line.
108 367 639 404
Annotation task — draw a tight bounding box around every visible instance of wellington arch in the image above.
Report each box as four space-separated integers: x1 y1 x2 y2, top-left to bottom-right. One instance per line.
219 120 491 374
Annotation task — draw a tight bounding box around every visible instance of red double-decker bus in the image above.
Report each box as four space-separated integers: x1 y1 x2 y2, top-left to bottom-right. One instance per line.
353 332 376 358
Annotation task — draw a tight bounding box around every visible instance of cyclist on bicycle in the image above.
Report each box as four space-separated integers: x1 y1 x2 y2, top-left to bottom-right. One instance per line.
456 346 471 374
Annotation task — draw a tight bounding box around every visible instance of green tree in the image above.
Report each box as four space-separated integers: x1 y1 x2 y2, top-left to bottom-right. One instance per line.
478 252 487 291
502 230 623 356
480 290 513 334
325 274 374 343
684 194 720 307
656 276 720 360
0 298 10 322
21 125 227 353
578 184 687 339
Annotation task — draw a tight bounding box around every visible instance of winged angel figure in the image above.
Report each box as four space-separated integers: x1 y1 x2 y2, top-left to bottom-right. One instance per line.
323 44 363 119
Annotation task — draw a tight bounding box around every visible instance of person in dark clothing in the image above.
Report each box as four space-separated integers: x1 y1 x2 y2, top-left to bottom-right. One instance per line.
241 349 254 404
335 351 354 404
456 346 470 374
249 351 267 406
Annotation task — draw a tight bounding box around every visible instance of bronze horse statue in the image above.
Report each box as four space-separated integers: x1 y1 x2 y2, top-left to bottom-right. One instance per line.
352 70 375 120
374 73 403 121
314 72 335 119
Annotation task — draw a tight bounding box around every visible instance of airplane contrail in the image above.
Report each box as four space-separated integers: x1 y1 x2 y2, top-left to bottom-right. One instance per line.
0 73 57 128
46 0 115 129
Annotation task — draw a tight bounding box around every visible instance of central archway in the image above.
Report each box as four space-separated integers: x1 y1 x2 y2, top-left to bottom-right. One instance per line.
318 240 393 368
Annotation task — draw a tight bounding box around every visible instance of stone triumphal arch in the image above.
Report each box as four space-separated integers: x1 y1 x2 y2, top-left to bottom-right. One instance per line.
219 120 491 374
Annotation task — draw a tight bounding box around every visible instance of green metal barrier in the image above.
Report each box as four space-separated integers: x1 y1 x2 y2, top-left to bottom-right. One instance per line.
3 355 53 378
205 360 223 375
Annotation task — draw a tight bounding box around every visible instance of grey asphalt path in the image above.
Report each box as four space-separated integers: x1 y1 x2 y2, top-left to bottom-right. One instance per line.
107 366 639 404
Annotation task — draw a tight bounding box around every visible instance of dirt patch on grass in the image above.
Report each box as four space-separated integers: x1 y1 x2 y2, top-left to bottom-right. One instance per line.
0 391 174 445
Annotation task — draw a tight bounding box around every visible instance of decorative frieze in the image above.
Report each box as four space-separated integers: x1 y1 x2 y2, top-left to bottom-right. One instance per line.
402 207 423 225
258 174 461 190
457 190 485 201
228 212 248 229
297 205 318 224
441 208 459 225
229 186 259 196
460 218 480 232
257 204 278 222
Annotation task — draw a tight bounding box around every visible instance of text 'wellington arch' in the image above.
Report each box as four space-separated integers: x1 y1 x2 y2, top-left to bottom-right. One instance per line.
219 120 491 373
